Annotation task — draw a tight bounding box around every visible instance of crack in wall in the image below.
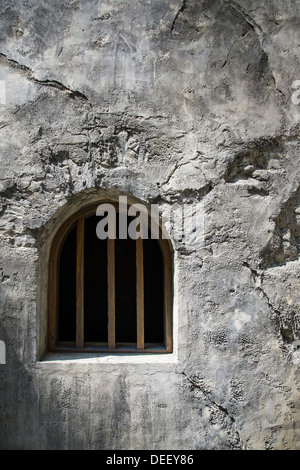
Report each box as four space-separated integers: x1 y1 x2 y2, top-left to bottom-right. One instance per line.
221 31 251 68
261 185 300 269
171 0 187 32
182 372 243 449
224 0 285 96
243 261 282 317
182 372 235 422
159 159 191 187
0 53 88 100
224 0 264 35
242 261 300 349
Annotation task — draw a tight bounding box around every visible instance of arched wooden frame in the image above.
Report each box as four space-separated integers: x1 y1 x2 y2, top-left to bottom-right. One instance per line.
48 202 173 353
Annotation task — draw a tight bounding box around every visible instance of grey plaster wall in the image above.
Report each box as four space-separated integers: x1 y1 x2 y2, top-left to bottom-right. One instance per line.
0 0 300 450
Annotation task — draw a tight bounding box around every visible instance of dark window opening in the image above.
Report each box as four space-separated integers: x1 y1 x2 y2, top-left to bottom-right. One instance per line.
144 239 164 344
50 204 172 353
58 225 76 342
84 215 108 343
115 236 137 344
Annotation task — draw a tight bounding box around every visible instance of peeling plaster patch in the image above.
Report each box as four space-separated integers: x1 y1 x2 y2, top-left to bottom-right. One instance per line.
233 309 252 331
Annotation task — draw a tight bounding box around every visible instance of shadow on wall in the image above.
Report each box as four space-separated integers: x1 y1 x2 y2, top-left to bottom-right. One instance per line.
0 321 136 449
0 324 74 450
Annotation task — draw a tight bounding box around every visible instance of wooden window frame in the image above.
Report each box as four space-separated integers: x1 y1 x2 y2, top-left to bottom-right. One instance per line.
48 202 173 354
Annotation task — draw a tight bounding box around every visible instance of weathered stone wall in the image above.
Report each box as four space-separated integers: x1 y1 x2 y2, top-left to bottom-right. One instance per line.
0 0 299 449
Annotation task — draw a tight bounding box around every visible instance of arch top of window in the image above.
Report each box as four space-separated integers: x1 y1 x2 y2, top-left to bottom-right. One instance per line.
48 200 173 355
50 201 172 259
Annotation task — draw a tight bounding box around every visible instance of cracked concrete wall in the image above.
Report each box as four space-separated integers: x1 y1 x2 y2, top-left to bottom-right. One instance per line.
0 0 300 450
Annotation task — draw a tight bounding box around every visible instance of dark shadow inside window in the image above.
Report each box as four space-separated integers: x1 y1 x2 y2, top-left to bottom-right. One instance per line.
115 215 137 343
58 225 76 342
57 211 166 348
84 215 108 342
144 239 164 344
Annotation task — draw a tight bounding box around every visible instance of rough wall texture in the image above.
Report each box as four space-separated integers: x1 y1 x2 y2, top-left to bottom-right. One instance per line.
0 0 300 450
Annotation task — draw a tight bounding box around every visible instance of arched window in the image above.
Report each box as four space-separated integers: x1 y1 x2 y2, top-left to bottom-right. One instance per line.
48 202 173 353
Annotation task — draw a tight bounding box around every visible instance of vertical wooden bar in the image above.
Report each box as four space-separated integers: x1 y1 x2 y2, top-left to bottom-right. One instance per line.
136 237 144 350
158 239 173 353
76 217 85 349
164 257 173 353
107 238 115 349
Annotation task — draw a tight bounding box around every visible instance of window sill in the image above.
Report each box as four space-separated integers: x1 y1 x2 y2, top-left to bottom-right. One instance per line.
37 350 178 365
